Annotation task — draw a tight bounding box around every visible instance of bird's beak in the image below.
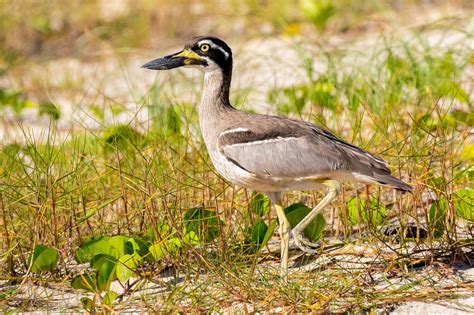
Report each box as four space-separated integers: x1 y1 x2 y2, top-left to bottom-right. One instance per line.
141 49 207 70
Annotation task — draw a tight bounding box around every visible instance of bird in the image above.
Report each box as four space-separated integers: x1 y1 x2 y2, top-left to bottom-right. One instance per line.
142 36 412 279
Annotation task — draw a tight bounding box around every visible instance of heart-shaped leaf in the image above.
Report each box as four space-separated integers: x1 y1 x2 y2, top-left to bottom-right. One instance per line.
284 203 326 242
251 219 268 247
71 272 97 292
260 220 278 249
148 237 182 261
454 189 474 222
90 254 116 270
80 297 95 312
29 245 58 272
146 223 173 243
184 208 223 242
184 231 200 245
75 236 112 263
108 235 131 258
430 198 447 237
116 253 142 283
102 291 118 306
250 192 270 216
96 257 117 292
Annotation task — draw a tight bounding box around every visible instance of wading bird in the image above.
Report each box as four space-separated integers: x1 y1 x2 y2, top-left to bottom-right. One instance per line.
142 36 412 279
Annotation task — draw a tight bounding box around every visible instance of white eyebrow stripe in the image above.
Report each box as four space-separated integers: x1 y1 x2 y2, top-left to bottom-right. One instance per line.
198 39 230 59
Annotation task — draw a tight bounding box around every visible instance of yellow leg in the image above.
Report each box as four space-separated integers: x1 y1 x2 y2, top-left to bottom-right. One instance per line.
274 203 290 281
292 180 341 253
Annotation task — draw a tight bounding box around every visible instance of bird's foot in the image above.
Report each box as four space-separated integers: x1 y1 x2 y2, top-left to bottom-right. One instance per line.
292 229 320 254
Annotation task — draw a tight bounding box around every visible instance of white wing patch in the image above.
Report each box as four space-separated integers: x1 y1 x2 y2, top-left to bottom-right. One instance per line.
219 128 250 137
222 136 299 149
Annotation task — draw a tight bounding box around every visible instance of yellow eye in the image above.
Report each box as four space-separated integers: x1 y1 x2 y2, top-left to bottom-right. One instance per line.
200 44 210 52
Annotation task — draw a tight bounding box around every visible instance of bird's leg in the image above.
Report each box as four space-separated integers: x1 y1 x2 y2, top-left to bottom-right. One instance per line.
292 180 341 254
266 192 290 281
274 202 290 281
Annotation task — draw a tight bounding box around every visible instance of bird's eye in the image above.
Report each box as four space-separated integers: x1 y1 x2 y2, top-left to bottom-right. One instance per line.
200 44 210 52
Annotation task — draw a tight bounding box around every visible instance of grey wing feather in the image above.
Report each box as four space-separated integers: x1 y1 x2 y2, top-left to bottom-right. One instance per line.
221 135 348 178
218 115 412 191
218 115 391 177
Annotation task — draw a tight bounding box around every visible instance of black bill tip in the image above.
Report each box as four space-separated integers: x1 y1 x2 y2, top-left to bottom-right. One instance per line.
141 55 185 70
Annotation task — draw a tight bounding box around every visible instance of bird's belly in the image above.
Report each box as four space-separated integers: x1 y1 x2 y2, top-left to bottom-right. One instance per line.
209 153 256 187
209 152 327 193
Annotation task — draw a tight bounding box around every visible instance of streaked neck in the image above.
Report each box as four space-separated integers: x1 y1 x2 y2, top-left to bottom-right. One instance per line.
199 69 234 124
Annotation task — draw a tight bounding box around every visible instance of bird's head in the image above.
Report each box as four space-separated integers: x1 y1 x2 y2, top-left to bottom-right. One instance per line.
142 36 232 73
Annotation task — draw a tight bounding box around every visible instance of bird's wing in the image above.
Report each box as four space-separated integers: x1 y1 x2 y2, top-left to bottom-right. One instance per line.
217 115 390 179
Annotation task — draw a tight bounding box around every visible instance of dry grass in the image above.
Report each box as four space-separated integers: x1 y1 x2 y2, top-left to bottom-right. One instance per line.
0 0 473 312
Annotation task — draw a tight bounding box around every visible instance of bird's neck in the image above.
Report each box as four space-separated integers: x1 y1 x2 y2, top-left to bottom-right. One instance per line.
199 68 235 127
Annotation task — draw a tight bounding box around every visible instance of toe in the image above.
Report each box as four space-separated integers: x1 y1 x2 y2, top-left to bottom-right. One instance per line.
292 230 320 253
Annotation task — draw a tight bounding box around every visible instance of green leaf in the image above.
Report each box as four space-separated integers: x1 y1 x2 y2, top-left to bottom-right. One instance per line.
90 254 116 270
300 0 336 32
90 255 117 292
29 245 58 272
146 223 173 242
312 79 337 111
166 237 182 252
251 219 268 247
87 254 117 292
0 88 31 115
107 235 131 258
183 231 200 245
261 220 278 249
103 124 146 152
116 253 142 283
437 81 469 103
148 243 166 261
250 192 270 216
451 110 474 126
284 203 307 215
347 197 386 226
102 291 118 306
31 16 51 34
80 297 95 312
367 197 386 226
460 144 474 162
429 198 447 238
148 238 182 261
427 175 448 191
347 197 360 226
76 235 140 264
71 273 97 292
128 236 149 258
454 189 474 222
75 236 112 263
39 102 61 121
110 103 125 116
89 105 105 122
184 207 223 242
284 203 326 242
125 237 141 254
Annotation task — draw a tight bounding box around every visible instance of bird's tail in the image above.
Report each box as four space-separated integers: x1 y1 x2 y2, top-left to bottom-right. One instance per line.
373 173 413 193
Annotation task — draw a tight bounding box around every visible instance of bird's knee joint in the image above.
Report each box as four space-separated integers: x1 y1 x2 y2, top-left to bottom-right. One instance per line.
324 180 341 194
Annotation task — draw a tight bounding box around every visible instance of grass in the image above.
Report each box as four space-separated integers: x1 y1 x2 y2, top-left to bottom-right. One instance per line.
0 1 473 313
